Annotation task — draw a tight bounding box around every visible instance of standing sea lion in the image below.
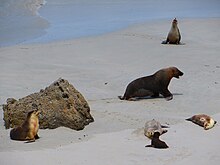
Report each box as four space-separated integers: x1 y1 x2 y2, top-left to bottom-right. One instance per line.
10 110 40 142
144 119 168 139
118 67 183 101
145 132 169 149
162 18 181 44
186 114 217 130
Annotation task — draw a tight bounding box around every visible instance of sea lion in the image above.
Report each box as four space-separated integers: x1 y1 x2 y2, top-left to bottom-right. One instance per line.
118 67 183 101
186 114 217 130
145 132 169 149
10 110 40 142
162 18 181 44
144 119 168 139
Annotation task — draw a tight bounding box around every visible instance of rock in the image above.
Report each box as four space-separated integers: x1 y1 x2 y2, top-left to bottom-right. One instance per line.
3 78 94 130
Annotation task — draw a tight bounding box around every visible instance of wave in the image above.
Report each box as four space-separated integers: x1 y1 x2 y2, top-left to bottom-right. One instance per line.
0 0 49 47
0 0 46 16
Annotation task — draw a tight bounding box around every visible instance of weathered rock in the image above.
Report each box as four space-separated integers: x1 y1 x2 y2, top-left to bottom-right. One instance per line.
3 78 94 130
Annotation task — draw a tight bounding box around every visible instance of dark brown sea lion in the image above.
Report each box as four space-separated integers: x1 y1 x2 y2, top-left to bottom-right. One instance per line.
118 67 183 101
162 18 181 44
186 114 217 130
145 132 169 149
10 110 40 142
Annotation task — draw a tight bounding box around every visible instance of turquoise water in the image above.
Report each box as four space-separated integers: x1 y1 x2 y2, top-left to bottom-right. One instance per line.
1 0 220 47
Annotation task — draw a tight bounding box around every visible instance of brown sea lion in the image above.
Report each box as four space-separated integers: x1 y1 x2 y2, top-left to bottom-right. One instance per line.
144 119 168 139
186 114 217 130
162 18 181 44
145 132 169 149
10 110 40 142
118 67 183 101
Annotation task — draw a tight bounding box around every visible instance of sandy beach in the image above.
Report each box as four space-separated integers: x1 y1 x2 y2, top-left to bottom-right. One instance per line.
1 18 220 164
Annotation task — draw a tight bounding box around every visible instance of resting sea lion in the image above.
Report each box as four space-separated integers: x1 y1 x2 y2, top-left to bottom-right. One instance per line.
10 110 40 142
145 132 169 149
186 114 217 130
118 67 183 101
162 18 181 44
144 119 168 139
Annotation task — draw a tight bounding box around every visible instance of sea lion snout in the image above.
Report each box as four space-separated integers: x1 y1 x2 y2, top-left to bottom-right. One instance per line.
173 18 178 24
34 110 40 116
171 67 183 79
176 70 184 78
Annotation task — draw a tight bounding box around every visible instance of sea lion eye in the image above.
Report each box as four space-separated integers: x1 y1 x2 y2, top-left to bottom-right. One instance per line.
200 118 206 122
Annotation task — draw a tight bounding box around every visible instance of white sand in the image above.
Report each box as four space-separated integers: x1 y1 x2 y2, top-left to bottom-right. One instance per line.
0 18 220 165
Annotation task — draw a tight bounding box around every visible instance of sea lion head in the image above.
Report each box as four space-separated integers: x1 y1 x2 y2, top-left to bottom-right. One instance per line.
28 110 40 116
169 67 184 79
146 130 154 139
172 18 178 27
204 118 217 130
173 18 178 23
153 131 160 138
27 110 40 120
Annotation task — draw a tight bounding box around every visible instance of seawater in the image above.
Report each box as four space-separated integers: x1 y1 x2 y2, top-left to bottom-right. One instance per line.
0 0 48 47
1 0 220 47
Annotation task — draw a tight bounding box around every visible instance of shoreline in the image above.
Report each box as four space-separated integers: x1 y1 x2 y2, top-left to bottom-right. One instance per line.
1 17 220 49
1 0 220 47
1 18 220 164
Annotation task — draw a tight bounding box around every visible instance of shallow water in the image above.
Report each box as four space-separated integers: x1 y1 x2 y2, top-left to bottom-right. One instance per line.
0 0 220 47
0 0 49 47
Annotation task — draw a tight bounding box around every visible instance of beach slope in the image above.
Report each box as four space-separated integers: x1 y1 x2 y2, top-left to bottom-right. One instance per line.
0 18 220 165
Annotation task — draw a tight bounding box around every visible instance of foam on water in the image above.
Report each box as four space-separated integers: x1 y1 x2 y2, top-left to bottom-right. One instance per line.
0 0 49 47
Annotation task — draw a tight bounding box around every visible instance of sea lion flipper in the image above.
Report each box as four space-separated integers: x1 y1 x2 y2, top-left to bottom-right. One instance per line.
161 125 169 128
161 40 168 44
35 134 40 139
161 89 173 101
178 29 181 43
185 118 192 121
145 145 152 147
118 96 124 100
165 95 173 101
162 130 168 134
25 139 36 143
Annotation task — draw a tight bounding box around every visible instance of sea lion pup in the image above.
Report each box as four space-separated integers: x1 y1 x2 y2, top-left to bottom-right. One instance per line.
118 67 183 101
145 132 169 149
162 18 181 44
144 119 168 139
186 114 217 130
10 110 40 142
